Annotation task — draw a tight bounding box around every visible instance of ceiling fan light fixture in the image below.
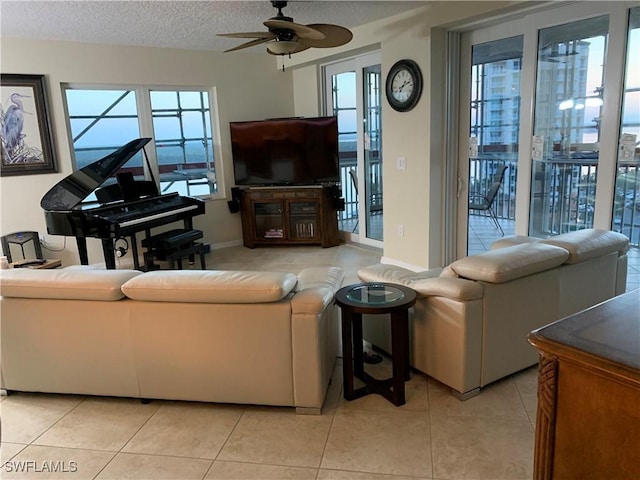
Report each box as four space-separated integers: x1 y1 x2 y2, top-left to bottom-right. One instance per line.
268 39 299 55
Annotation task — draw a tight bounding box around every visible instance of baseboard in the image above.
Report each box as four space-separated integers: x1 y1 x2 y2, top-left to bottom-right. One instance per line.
210 239 244 250
451 387 481 401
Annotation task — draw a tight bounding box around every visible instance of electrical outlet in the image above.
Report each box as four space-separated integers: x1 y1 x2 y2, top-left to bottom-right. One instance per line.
397 157 407 170
397 224 405 237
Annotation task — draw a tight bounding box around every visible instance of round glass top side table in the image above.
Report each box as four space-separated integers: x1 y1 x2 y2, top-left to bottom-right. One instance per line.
335 282 417 406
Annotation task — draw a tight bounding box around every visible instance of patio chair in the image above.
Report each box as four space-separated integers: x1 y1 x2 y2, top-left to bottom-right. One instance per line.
349 169 359 232
469 165 508 236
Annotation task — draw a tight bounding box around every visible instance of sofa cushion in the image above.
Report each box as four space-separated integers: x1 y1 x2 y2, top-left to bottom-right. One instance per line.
490 235 538 250
447 243 569 283
411 277 483 300
296 267 345 292
291 287 335 314
121 270 297 303
358 264 441 286
0 268 141 301
539 229 629 264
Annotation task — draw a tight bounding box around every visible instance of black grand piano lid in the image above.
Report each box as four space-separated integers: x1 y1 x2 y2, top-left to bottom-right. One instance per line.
41 138 152 211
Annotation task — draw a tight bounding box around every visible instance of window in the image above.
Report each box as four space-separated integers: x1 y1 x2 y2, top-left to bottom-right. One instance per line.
63 85 219 199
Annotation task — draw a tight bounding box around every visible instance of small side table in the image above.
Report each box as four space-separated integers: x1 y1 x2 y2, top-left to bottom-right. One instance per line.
1 231 43 263
335 282 417 406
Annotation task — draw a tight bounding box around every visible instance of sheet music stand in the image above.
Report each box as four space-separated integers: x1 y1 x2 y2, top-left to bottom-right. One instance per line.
1 231 44 263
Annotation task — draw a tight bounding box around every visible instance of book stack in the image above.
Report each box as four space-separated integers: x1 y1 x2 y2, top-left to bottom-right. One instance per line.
264 228 284 238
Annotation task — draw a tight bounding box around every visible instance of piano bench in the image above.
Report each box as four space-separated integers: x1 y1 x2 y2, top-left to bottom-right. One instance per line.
142 229 206 270
142 229 203 250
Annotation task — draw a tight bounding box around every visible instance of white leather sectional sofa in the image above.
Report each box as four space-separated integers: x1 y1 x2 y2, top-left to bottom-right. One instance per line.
358 229 629 399
0 266 344 414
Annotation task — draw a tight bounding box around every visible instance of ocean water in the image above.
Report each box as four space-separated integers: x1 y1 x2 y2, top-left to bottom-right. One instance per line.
74 144 212 170
74 138 357 170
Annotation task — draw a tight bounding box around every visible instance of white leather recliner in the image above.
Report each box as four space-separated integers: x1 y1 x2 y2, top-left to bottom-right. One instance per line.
358 229 629 399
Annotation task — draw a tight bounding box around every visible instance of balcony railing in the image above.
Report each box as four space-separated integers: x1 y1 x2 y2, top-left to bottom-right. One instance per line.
339 159 358 222
336 150 640 247
337 157 383 223
613 162 640 247
473 153 640 246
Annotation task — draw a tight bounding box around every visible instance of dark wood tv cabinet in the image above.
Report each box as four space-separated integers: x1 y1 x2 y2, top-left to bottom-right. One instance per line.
240 186 339 248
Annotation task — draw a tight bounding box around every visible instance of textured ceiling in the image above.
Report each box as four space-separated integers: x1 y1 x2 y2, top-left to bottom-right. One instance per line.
1 1 430 53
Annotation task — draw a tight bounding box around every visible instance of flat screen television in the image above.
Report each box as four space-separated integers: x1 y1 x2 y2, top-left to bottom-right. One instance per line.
230 116 339 186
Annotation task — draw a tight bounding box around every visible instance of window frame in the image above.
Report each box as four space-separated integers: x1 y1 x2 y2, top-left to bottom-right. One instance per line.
61 83 224 200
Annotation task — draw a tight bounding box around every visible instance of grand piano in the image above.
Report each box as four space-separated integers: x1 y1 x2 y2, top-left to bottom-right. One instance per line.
41 138 206 269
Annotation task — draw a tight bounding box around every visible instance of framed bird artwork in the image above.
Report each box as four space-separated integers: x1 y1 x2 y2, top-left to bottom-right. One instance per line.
1 73 58 176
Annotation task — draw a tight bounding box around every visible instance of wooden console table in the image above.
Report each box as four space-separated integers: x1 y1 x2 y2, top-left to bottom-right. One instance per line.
10 259 61 269
528 289 640 480
240 186 339 248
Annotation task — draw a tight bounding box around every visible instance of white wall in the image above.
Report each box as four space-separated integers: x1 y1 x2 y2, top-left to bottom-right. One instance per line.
0 39 294 266
292 66 321 117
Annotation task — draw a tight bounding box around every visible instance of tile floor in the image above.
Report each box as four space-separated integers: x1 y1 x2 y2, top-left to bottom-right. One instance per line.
467 216 516 256
1 243 539 480
623 246 640 292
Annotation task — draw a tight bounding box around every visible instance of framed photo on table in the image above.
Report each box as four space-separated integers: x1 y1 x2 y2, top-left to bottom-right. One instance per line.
1 73 57 176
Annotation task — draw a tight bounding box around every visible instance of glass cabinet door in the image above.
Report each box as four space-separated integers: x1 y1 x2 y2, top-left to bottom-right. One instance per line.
253 202 284 240
529 15 609 236
288 201 319 240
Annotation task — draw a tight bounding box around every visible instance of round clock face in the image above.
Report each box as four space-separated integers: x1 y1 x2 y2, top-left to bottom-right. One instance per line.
391 68 415 102
386 59 423 112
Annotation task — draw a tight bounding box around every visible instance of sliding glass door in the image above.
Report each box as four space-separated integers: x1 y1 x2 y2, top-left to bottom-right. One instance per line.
613 6 640 250
457 2 640 267
529 16 608 236
459 21 528 256
463 35 522 254
324 53 383 246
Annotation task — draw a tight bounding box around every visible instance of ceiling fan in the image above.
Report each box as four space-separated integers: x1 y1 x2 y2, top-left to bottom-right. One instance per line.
218 1 353 56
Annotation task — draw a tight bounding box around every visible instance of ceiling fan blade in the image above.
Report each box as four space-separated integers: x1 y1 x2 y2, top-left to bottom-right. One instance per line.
264 19 325 40
266 42 311 55
300 24 353 48
221 2 351 56
223 37 272 53
218 32 276 40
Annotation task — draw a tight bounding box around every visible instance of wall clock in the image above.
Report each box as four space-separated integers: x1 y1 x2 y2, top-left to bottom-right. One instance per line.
385 59 423 112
